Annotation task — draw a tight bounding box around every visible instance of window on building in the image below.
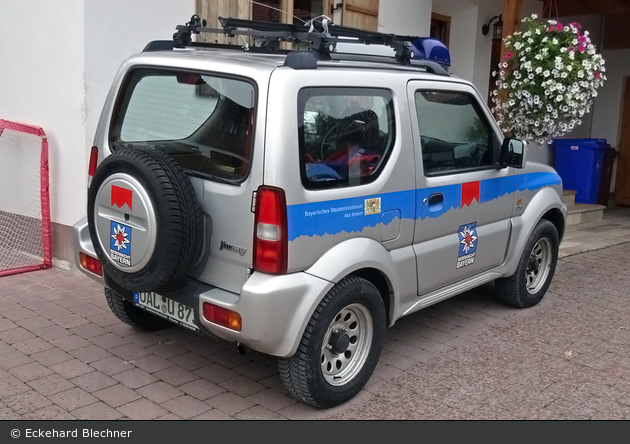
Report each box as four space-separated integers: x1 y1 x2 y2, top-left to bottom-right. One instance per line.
430 13 451 47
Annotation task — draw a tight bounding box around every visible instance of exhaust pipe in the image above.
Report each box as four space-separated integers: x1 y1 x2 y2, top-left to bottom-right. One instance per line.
236 342 249 355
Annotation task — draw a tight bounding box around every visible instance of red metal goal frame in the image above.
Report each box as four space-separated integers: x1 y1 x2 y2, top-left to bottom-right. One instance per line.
0 119 52 277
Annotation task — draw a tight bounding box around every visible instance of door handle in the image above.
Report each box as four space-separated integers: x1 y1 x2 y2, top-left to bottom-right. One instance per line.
429 193 443 205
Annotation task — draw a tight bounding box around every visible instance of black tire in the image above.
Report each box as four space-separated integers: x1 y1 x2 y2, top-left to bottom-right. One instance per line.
105 288 172 331
88 147 203 292
278 276 386 409
495 219 559 308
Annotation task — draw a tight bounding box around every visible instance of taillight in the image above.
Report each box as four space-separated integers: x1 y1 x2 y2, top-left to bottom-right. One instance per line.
79 253 102 276
88 146 98 177
253 186 287 274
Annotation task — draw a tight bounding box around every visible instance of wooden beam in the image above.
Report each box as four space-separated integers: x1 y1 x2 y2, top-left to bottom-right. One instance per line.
280 0 294 50
501 0 523 60
281 0 294 24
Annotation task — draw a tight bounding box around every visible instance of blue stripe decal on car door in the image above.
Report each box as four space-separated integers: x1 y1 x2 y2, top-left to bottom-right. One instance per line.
286 172 560 241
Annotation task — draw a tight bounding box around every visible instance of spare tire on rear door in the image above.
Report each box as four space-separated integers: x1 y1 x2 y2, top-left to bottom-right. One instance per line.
87 146 203 293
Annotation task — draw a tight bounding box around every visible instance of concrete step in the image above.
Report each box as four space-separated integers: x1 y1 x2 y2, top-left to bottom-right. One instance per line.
566 203 606 226
562 189 577 206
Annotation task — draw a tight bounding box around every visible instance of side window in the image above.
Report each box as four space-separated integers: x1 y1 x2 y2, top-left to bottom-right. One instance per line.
298 88 395 189
415 91 494 176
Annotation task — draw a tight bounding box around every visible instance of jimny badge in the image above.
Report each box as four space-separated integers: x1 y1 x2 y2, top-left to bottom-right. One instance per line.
457 222 477 269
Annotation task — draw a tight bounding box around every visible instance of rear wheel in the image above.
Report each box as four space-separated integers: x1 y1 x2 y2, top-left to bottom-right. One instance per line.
105 288 172 331
496 219 559 308
278 276 385 408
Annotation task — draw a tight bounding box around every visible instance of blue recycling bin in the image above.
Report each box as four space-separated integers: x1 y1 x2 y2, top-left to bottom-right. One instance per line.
551 138 608 204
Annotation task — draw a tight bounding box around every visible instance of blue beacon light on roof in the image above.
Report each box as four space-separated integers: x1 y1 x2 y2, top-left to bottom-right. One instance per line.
412 38 451 68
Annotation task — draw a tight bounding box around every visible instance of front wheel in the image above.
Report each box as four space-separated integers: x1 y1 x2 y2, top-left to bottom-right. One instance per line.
495 219 559 308
278 276 386 409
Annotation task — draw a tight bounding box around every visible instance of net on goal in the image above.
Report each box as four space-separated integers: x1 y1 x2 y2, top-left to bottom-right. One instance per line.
0 120 52 277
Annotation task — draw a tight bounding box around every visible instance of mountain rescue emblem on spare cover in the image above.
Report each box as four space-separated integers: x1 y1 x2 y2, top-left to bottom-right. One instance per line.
110 222 132 266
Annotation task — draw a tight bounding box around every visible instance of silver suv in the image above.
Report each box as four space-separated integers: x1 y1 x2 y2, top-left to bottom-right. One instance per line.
74 16 567 408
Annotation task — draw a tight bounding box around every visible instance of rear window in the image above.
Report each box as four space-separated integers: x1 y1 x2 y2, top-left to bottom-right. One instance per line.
298 88 395 189
110 68 256 183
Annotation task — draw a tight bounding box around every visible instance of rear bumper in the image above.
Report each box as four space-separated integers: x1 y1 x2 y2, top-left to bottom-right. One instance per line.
73 217 333 358
197 272 333 357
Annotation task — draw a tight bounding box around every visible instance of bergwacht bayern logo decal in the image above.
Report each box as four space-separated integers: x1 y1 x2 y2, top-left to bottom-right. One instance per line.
110 221 132 266
457 222 477 269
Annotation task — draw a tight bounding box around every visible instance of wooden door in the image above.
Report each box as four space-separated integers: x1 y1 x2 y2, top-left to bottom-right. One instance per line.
341 0 379 31
615 77 630 206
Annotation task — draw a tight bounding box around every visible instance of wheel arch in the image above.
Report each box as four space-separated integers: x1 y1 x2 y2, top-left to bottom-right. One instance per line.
349 268 393 326
502 186 565 277
541 207 566 243
305 237 405 327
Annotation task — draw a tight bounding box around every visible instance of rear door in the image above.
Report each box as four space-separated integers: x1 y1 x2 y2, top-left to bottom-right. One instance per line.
109 67 264 293
407 81 514 295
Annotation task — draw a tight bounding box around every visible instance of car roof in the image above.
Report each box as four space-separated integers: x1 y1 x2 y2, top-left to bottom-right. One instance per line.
127 46 470 85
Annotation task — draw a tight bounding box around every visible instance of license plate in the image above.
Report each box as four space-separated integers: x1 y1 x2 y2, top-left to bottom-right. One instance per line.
133 292 197 331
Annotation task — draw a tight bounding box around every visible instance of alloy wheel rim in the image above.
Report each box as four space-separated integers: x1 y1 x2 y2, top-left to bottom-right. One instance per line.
321 303 373 386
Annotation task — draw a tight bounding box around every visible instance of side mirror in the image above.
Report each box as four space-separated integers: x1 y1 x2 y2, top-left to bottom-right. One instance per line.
500 137 527 169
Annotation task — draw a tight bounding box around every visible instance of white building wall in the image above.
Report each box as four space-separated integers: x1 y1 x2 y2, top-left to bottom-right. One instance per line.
84 0 196 150
0 0 194 264
0 0 87 229
432 0 479 85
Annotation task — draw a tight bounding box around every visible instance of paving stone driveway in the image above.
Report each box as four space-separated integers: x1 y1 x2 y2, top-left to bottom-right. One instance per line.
1 243 630 420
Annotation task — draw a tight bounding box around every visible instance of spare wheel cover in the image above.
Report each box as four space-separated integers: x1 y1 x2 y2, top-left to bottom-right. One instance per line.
93 173 158 273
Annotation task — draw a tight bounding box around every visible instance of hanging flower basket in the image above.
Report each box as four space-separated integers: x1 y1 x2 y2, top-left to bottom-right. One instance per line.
491 14 607 145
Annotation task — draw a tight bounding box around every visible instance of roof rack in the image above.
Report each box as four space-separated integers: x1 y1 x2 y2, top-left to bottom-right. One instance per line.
143 15 450 76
